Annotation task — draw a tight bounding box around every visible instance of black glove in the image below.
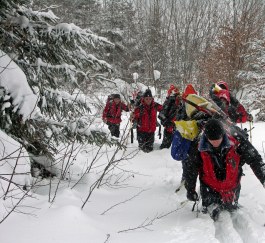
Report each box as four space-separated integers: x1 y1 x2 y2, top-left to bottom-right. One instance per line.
196 119 207 129
187 190 199 201
164 120 173 127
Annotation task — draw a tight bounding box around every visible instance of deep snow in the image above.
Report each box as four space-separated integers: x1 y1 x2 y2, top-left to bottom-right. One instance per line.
0 119 265 243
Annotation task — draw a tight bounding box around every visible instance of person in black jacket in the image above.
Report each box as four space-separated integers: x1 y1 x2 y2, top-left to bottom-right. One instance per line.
158 85 182 149
184 119 265 219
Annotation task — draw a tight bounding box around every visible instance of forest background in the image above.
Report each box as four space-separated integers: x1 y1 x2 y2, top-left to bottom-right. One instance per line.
1 0 265 229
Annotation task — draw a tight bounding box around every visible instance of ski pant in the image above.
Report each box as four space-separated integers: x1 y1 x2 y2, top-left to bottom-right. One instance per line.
160 129 174 149
137 131 155 152
107 122 120 138
200 181 241 209
181 140 197 182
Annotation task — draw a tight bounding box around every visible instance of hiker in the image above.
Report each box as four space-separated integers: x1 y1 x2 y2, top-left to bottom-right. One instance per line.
184 118 265 219
209 81 253 123
130 90 143 108
158 85 182 149
102 94 130 138
171 84 208 185
131 89 162 152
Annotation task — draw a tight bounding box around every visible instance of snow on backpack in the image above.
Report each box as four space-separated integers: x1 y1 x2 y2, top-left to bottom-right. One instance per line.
171 120 199 161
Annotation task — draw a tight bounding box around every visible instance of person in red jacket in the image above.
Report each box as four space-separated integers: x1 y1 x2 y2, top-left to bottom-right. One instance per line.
132 89 162 152
209 81 252 123
184 119 265 220
102 94 129 137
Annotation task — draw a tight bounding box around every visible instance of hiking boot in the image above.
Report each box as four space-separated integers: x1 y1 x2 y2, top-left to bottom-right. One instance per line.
201 206 208 214
211 207 221 221
207 204 222 221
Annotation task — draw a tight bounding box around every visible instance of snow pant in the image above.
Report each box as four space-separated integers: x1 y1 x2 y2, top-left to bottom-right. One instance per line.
160 129 174 149
181 140 197 182
107 122 120 138
200 181 241 210
137 131 155 153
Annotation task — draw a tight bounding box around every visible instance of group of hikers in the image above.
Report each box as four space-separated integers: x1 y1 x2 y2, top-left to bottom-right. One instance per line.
102 81 265 220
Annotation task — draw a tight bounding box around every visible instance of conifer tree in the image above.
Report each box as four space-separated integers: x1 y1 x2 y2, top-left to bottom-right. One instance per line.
0 0 117 165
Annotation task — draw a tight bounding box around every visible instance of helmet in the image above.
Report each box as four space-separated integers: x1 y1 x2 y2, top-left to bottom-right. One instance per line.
167 85 179 96
217 81 229 90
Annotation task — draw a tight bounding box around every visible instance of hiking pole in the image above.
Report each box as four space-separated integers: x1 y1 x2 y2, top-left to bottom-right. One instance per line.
131 126 134 143
249 121 252 144
191 193 200 216
129 104 135 144
158 123 162 139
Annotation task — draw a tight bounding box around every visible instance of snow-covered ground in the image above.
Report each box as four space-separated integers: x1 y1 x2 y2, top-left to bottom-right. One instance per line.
0 120 265 243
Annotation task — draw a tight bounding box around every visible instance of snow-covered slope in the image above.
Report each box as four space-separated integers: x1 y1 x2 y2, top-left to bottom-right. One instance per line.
0 122 265 243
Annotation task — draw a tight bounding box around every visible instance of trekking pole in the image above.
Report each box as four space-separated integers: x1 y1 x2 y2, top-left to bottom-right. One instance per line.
158 123 162 139
191 193 200 218
131 125 134 143
249 121 252 144
129 103 135 144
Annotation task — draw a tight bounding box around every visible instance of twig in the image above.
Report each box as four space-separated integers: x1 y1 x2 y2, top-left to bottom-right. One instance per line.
101 189 148 215
104 234 110 243
0 188 31 224
117 201 188 233
4 146 23 200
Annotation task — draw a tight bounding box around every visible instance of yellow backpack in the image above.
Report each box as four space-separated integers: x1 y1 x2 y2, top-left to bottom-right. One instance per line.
174 120 199 141
185 94 211 118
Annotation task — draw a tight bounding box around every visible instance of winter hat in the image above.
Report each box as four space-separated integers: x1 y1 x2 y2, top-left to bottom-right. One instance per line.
204 119 224 140
167 85 179 96
143 89 152 97
113 94 121 99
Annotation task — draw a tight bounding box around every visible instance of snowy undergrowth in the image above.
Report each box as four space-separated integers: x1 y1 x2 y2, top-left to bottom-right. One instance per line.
0 121 265 243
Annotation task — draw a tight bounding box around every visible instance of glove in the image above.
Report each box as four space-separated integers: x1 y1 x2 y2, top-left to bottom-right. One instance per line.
163 120 173 127
196 119 207 129
247 113 253 122
130 113 135 121
187 190 199 201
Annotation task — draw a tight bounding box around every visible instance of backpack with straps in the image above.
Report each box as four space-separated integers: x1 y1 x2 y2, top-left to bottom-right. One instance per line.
137 102 160 126
171 120 199 161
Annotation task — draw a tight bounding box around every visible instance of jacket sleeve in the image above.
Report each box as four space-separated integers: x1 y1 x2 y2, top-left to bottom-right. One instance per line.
121 102 129 112
102 103 110 120
155 102 163 112
158 98 172 124
183 140 201 192
229 96 248 123
237 136 265 185
235 104 248 123
133 107 140 120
